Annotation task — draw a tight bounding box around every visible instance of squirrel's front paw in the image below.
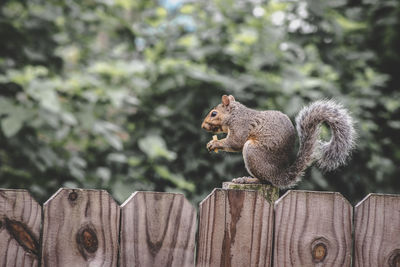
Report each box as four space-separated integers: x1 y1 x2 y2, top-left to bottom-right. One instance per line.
207 140 221 152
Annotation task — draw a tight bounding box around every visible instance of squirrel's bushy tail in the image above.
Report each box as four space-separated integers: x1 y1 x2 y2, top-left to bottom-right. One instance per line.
286 100 356 186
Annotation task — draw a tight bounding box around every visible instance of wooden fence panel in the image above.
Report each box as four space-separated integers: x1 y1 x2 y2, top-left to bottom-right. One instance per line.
2 186 400 266
274 190 352 267
197 189 274 267
120 192 196 267
0 189 41 267
41 188 120 267
354 193 400 267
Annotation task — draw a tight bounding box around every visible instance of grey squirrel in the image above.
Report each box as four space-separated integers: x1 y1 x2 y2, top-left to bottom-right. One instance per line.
201 95 356 188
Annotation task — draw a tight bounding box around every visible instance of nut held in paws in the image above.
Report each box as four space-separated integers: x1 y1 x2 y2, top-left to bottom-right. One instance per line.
213 135 218 153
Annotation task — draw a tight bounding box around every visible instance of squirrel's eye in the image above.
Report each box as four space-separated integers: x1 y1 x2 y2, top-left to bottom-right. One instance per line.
211 111 218 117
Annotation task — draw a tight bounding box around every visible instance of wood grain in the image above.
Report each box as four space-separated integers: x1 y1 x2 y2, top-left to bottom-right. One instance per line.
41 188 120 267
120 192 196 267
197 189 274 267
354 193 400 267
274 190 352 267
0 189 41 267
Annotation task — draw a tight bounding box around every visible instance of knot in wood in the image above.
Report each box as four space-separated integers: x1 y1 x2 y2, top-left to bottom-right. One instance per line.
311 237 328 263
82 229 98 252
76 225 98 259
5 218 39 256
388 249 400 267
312 243 327 262
68 191 78 202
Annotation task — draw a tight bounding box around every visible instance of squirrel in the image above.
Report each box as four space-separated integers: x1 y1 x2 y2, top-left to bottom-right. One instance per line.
201 95 356 188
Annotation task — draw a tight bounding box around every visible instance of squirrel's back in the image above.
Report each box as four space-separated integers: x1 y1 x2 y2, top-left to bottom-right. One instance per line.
248 110 296 152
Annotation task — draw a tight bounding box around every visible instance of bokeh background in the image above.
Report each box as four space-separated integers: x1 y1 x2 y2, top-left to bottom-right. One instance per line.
1 0 399 205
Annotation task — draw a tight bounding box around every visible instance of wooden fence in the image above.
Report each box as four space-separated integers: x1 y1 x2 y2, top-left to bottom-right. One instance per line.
0 188 399 266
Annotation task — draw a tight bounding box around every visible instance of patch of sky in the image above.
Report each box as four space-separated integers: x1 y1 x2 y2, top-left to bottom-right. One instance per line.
159 0 196 32
160 0 183 11
171 15 196 32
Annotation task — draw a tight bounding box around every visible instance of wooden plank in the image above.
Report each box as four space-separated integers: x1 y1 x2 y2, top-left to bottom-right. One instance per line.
354 193 400 267
41 188 120 267
119 192 196 267
0 189 41 267
196 189 226 267
197 189 274 267
274 190 352 266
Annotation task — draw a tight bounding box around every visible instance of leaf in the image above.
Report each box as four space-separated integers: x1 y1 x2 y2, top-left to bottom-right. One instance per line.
331 10 366 31
104 132 123 150
96 167 111 183
68 157 87 181
0 97 14 115
107 153 127 163
27 80 61 113
0 106 31 137
93 121 124 150
138 135 177 161
154 165 195 192
112 180 134 203
1 117 23 137
61 112 77 125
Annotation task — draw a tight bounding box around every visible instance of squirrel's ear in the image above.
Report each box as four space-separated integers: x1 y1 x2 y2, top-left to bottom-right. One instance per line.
228 95 235 102
222 95 230 106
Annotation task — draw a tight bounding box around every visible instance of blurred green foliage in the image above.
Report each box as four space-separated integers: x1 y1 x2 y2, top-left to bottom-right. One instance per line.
0 0 399 204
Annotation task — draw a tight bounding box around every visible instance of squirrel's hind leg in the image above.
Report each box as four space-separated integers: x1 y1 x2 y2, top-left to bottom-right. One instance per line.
242 139 281 185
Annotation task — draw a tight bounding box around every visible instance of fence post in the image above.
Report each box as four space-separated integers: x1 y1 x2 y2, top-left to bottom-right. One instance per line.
119 192 196 267
222 182 279 203
354 193 400 267
274 190 352 266
0 189 41 267
197 188 275 267
41 188 120 267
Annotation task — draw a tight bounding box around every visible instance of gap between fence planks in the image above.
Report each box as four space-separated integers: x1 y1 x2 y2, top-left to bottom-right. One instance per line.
1 187 400 267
